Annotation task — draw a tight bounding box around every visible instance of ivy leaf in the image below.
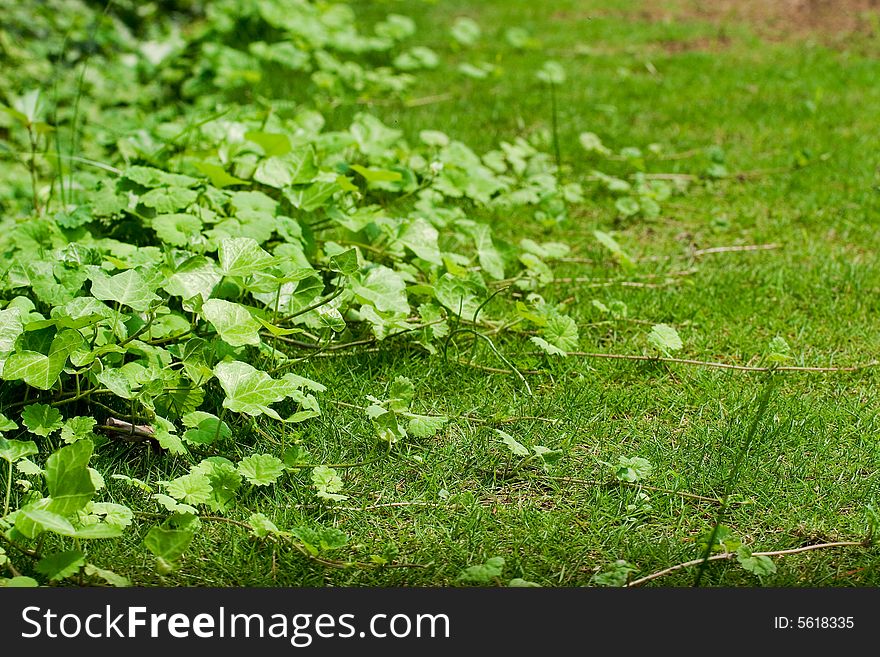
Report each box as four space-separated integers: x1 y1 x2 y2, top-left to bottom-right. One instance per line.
16 506 77 538
0 437 38 463
328 248 359 276
218 237 275 278
95 368 136 400
509 578 541 587
593 230 634 270
153 417 187 456
214 360 298 419
3 329 82 390
165 473 213 505
16 458 43 476
0 306 24 363
163 255 222 304
579 132 611 156
435 272 487 319
349 164 403 183
21 404 63 437
193 161 247 188
351 266 410 315
144 525 194 567
459 556 505 583
647 324 683 356
89 502 134 528
1 576 40 587
284 181 340 211
44 439 96 515
238 453 285 486
202 299 262 347
89 269 160 312
459 221 504 280
182 412 232 445
152 493 197 515
0 412 18 432
35 550 85 581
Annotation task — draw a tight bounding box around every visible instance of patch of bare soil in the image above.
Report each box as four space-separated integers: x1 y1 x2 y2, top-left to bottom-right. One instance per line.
646 0 880 40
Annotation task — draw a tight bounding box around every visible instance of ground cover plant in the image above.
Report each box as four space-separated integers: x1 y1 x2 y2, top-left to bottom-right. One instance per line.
0 0 878 587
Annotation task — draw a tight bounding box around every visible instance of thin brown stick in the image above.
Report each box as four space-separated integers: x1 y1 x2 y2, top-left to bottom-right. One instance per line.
405 92 455 107
693 243 780 257
566 352 879 373
626 541 867 587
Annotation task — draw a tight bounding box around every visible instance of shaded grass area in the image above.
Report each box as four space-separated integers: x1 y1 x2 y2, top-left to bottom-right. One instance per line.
82 0 880 586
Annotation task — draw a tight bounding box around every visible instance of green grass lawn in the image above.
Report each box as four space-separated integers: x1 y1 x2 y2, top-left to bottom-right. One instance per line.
75 0 880 586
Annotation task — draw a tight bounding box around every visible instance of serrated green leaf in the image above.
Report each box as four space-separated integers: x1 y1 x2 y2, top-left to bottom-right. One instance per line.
407 414 447 437
166 473 212 505
311 465 347 501
647 324 683 356
615 456 653 483
459 556 505 583
736 546 777 577
152 213 203 247
238 453 285 486
248 512 280 538
21 404 63 437
60 416 97 444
